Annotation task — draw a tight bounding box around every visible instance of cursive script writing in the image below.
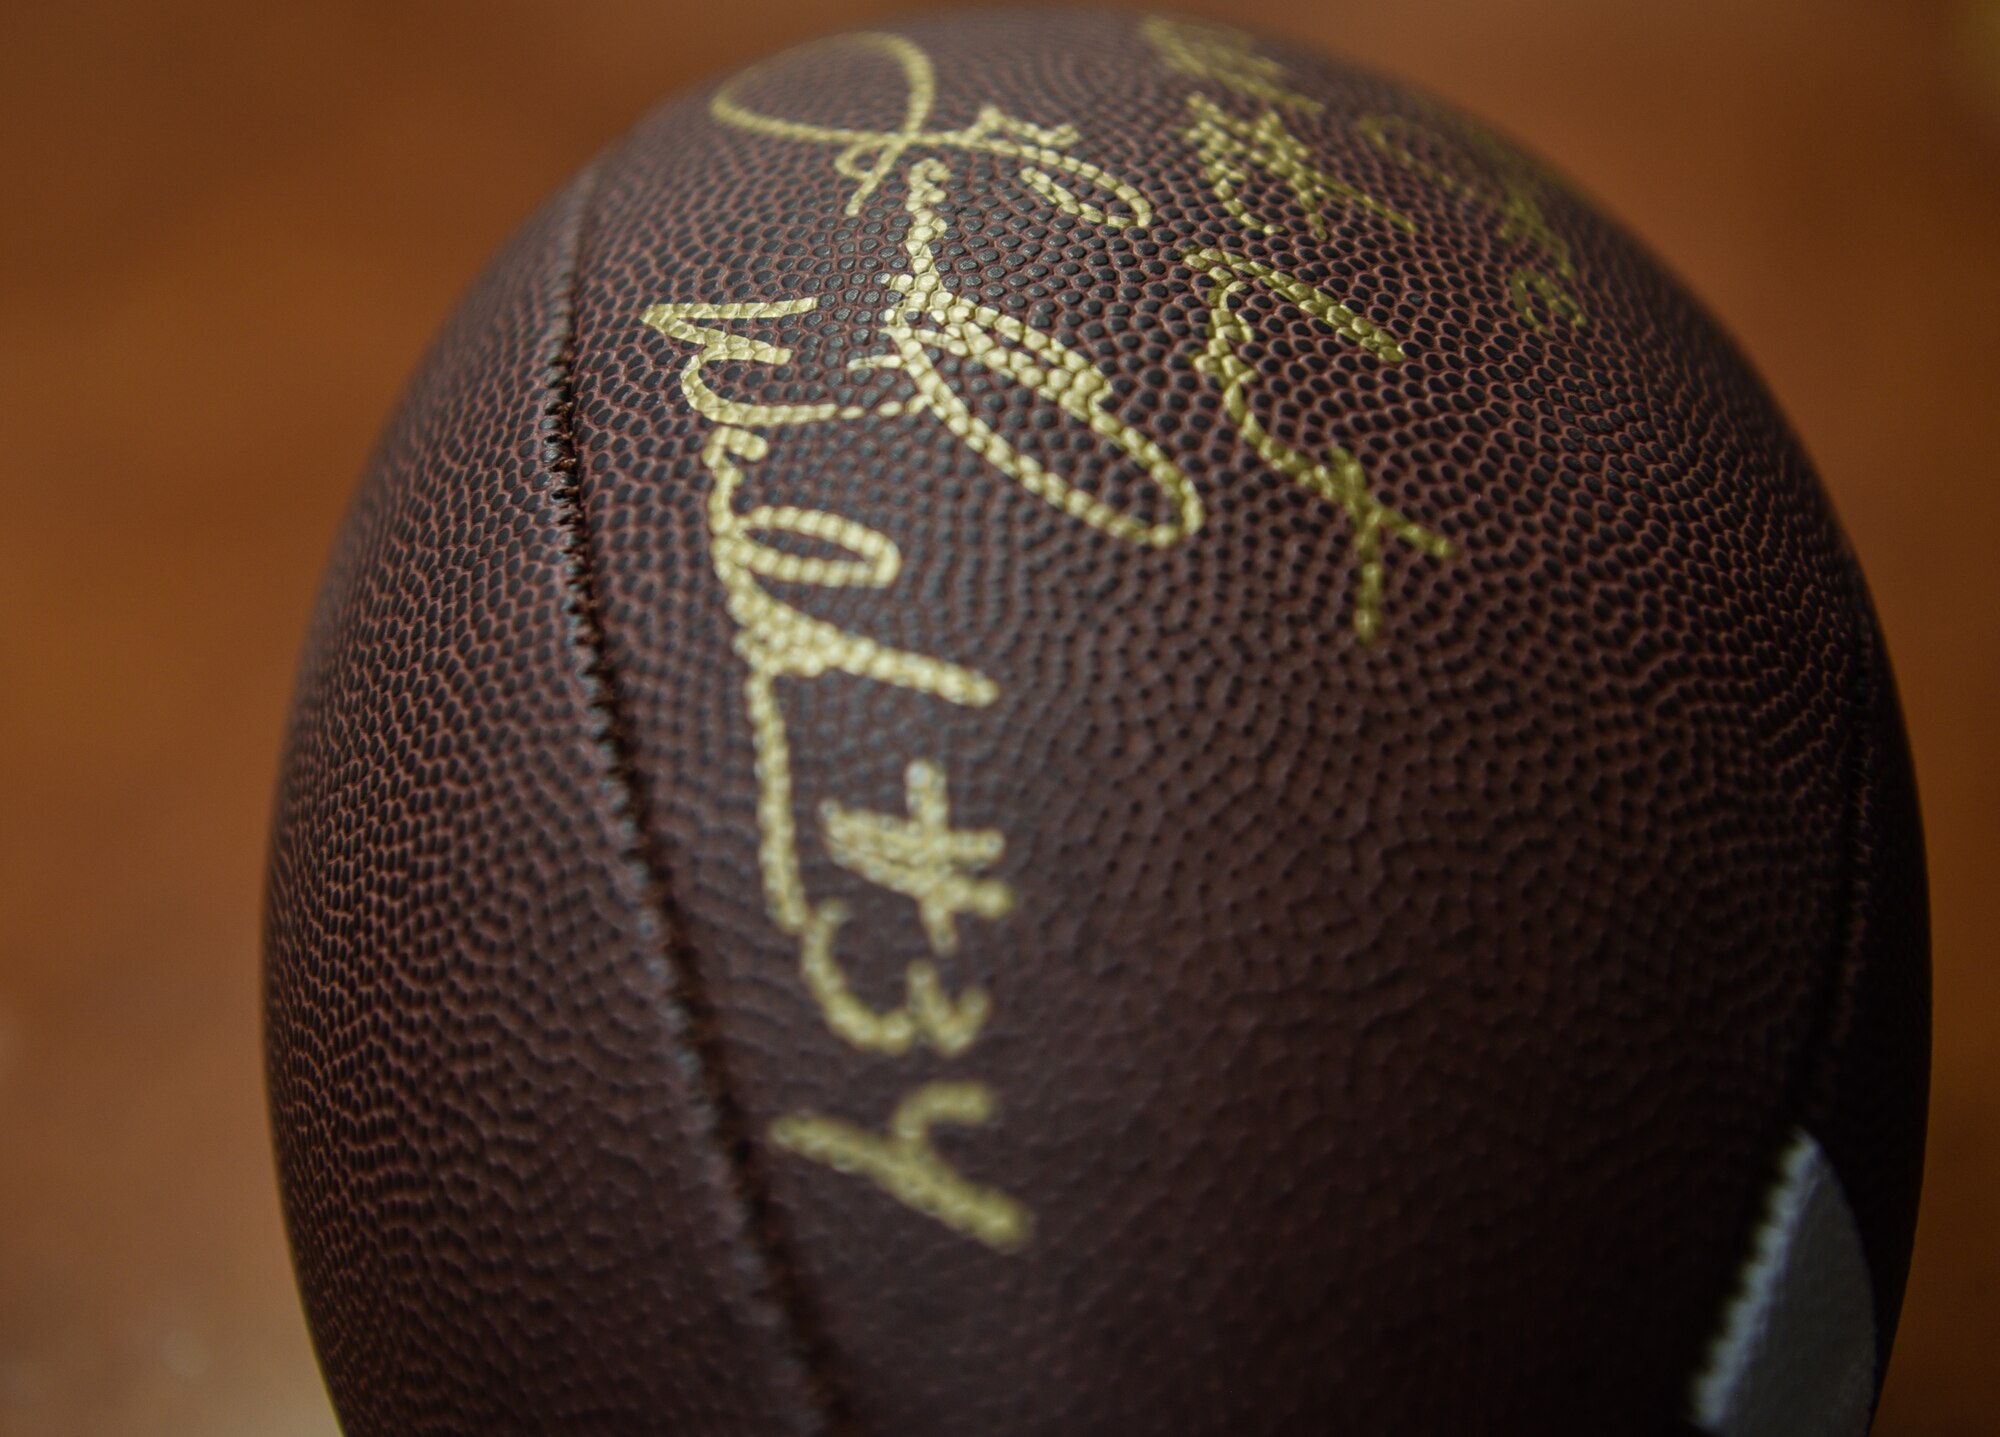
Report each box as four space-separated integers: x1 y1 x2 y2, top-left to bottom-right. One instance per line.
639 21 1463 1251
1182 247 1456 643
1356 112 1587 332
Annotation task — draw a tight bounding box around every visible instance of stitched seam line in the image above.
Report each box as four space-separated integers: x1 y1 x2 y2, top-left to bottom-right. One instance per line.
1790 583 1896 1371
1683 566 1892 1415
1672 546 1893 1423
540 162 851 1437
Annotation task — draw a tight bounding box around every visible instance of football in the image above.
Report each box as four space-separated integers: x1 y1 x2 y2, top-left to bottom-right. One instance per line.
264 11 1928 1434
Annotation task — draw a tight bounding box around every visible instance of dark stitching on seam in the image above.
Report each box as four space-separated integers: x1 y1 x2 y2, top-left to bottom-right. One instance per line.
541 163 852 1437
1795 589 1883 1119
1789 582 1896 1372
1673 556 1891 1415
1683 565 1893 1415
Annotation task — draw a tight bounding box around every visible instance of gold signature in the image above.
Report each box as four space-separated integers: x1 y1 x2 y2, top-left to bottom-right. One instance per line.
1181 247 1455 643
1356 112 1587 331
638 19 1463 1251
713 31 1152 227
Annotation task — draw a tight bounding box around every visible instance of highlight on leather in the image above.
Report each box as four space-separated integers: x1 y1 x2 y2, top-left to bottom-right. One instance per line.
264 13 1929 1434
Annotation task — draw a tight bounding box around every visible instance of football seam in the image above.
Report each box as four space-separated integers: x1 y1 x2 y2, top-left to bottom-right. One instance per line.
1781 571 1885 1357
1799 576 1903 1365
1683 560 1892 1429
540 156 852 1437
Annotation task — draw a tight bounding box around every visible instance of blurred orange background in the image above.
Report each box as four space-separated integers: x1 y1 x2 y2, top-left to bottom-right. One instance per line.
2 1 1995 1432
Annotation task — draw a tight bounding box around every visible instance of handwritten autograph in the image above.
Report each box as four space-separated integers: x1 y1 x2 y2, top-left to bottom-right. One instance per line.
632 18 1560 1250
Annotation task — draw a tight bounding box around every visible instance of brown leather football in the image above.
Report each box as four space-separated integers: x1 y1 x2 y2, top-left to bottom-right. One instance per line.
264 11 1928 1434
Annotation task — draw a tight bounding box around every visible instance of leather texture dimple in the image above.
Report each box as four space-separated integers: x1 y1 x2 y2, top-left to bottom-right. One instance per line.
264 173 824 1437
1792 614 1930 1366
268 10 1928 1436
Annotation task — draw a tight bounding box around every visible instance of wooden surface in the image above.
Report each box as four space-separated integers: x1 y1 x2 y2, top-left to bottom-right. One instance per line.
1 1 1993 1432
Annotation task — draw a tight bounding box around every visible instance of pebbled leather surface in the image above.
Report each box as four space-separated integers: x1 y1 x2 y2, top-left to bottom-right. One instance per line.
264 174 825 1436
266 11 1927 1434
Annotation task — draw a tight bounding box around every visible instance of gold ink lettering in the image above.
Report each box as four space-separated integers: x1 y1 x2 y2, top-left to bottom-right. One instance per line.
1182 247 1455 643
652 122 1198 548
711 32 1150 227
1140 15 1320 112
703 425 995 1058
1181 93 1413 241
772 1082 1031 1252
1508 269 1586 333
639 299 910 426
1357 113 1586 330
797 902 991 1059
822 758 1014 957
878 158 1202 548
645 29 1478 1253
1356 113 1479 203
